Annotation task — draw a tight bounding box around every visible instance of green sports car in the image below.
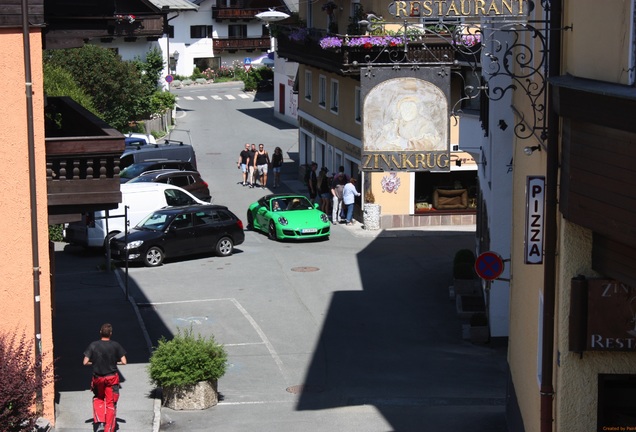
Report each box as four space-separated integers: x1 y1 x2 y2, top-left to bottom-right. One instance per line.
247 194 330 241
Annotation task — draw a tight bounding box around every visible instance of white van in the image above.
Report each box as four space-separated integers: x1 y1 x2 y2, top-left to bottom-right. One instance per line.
64 183 208 248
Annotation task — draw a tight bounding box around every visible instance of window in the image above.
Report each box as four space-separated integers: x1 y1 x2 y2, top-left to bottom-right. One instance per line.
318 75 326 108
167 175 190 188
305 70 313 102
330 79 339 113
164 189 196 206
354 86 361 123
228 24 247 38
190 25 213 39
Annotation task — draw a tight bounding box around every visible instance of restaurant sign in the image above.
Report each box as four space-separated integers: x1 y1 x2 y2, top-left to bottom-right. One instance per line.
361 68 451 173
388 0 532 19
586 280 636 352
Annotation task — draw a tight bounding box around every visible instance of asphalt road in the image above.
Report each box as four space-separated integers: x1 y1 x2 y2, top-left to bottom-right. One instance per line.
120 83 509 431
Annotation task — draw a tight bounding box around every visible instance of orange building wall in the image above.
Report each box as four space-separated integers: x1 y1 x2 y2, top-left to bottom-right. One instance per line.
0 28 55 422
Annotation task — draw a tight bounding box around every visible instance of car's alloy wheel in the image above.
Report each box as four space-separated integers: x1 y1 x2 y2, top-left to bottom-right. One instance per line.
216 237 234 257
268 220 277 240
144 246 164 267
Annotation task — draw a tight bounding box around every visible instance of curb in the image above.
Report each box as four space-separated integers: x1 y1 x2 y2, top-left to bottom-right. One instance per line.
114 269 162 432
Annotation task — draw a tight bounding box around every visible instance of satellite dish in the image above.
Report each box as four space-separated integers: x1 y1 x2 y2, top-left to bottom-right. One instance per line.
255 9 290 22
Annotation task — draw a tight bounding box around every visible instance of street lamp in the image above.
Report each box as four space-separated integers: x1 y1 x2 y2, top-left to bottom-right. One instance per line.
255 8 290 52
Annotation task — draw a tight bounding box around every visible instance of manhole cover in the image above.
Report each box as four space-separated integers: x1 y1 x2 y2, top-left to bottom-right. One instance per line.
291 266 319 272
286 384 325 394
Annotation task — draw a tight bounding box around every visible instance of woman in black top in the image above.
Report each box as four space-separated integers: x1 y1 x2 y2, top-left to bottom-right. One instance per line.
271 147 284 188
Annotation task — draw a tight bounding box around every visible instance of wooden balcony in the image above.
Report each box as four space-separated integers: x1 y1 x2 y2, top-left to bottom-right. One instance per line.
213 36 270 52
45 97 124 223
277 27 458 76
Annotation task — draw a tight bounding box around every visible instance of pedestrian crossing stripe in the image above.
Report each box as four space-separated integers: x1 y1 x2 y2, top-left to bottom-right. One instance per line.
176 94 255 101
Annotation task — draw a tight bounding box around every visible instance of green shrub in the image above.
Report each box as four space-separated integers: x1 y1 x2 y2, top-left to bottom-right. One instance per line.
0 331 54 431
49 224 64 242
148 327 227 388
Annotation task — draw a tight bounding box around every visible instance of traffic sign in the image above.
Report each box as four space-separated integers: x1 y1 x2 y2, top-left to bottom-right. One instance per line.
244 57 252 65
165 74 173 83
475 251 504 281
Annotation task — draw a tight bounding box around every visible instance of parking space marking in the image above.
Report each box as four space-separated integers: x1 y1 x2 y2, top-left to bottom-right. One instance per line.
135 297 290 385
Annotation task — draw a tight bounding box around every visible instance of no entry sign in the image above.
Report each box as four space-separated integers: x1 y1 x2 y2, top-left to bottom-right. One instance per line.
475 251 504 281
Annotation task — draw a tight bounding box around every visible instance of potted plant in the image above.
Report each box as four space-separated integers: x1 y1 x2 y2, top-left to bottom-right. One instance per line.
363 189 381 230
469 312 489 343
148 327 228 410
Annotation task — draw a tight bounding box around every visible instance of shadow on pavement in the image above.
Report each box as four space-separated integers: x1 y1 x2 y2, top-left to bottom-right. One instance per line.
295 233 509 431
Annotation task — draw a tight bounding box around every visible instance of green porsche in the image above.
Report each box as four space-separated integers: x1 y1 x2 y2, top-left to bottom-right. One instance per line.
247 194 330 241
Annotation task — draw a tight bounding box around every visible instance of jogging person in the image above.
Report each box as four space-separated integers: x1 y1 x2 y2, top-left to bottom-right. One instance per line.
83 323 127 432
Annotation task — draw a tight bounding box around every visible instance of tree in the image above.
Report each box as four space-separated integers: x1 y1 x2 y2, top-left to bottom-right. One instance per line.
44 45 147 130
43 62 98 115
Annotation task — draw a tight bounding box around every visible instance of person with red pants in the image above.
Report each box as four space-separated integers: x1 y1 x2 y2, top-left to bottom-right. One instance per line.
83 323 127 432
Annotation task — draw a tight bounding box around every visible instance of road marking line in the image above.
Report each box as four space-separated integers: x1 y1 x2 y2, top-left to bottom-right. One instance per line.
182 96 194 100
135 297 291 385
225 95 236 100
239 94 250 99
197 96 207 100
212 95 223 100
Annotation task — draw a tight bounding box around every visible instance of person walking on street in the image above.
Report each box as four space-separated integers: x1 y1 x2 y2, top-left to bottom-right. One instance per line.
306 162 318 203
248 143 258 187
271 147 284 188
237 143 251 186
318 167 331 214
83 323 127 432
330 166 348 224
254 144 271 189
343 177 361 225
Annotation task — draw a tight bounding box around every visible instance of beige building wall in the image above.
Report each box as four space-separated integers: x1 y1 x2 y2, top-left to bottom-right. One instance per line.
509 132 546 432
366 171 411 215
563 1 634 85
0 29 54 421
508 1 636 430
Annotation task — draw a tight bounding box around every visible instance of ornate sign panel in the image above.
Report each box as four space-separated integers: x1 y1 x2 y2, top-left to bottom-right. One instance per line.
361 67 451 172
388 0 532 19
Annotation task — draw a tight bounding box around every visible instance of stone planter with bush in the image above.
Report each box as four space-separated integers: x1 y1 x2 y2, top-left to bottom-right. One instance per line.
148 327 227 410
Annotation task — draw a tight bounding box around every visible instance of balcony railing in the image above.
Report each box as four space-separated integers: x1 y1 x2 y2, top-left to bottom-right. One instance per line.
213 36 270 52
277 27 462 76
45 97 123 221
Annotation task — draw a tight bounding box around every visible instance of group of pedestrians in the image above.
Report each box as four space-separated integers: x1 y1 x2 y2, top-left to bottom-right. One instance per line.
329 166 360 226
306 163 360 226
237 143 283 189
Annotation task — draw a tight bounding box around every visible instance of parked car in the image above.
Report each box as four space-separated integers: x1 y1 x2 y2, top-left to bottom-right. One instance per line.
120 140 197 169
110 204 245 266
124 132 156 147
64 183 208 248
247 194 330 241
119 159 196 183
128 169 211 201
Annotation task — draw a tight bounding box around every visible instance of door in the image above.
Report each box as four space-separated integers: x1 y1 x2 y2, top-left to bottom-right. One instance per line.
279 83 285 114
164 213 196 256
